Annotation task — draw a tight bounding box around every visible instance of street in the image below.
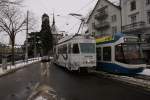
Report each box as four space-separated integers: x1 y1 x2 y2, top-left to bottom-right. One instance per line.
0 62 150 100
0 63 41 100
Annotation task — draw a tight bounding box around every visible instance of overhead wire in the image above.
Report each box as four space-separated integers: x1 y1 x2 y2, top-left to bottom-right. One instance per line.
36 0 98 34
75 0 98 13
65 0 98 34
69 22 80 31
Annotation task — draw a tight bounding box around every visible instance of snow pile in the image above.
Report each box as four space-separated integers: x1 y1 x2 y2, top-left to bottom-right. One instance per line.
35 96 47 100
0 57 41 76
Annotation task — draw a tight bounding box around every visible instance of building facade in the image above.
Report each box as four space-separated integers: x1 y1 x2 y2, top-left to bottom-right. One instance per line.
27 32 41 57
87 0 121 37
121 0 150 63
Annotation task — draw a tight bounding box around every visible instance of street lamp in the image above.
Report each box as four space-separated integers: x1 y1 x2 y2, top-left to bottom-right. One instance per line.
69 13 82 18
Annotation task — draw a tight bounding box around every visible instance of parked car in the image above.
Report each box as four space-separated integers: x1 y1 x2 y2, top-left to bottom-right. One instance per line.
41 56 50 62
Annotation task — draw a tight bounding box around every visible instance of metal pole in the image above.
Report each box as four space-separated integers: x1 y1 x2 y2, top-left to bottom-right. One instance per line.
34 32 37 58
76 19 84 34
120 0 122 33
76 21 82 34
25 11 29 62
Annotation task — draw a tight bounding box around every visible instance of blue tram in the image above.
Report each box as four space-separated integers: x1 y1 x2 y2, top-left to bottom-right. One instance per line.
96 33 146 74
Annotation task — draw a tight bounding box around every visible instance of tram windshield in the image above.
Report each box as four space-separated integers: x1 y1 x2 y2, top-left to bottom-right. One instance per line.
115 44 145 64
80 43 96 53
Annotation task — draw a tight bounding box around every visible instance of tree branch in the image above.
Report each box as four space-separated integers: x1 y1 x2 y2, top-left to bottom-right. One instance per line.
0 0 23 6
0 17 11 34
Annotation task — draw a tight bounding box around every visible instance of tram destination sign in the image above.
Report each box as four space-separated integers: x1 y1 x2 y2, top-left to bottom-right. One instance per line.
124 37 138 42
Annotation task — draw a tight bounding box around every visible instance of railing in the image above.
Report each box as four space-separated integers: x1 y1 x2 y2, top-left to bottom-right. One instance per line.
122 21 146 32
142 43 150 50
97 5 108 12
95 12 108 20
93 21 110 30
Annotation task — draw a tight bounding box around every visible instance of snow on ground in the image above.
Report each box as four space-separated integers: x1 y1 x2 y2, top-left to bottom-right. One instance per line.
0 68 3 74
35 96 47 100
0 57 41 76
139 68 150 76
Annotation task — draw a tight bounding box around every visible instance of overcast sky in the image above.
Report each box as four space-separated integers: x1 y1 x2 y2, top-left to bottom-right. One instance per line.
1 0 119 44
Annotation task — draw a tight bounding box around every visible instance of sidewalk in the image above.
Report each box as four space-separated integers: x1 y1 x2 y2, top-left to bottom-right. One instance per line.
0 57 41 77
91 70 150 91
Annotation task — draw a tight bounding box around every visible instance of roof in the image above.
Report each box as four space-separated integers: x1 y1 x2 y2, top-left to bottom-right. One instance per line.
57 34 94 45
86 0 120 23
42 13 49 17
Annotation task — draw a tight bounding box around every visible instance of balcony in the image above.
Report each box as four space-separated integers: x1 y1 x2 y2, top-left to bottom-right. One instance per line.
93 21 110 30
122 21 146 33
95 12 108 20
142 43 150 50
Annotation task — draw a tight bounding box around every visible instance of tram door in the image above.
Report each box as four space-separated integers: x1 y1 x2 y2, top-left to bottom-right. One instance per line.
96 47 101 62
67 43 72 68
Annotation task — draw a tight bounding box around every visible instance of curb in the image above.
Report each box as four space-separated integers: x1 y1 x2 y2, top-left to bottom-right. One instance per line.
0 61 40 78
0 69 17 77
91 70 150 92
147 65 150 69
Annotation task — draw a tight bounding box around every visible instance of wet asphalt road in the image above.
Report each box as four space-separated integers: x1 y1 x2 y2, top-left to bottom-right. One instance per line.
0 63 41 100
0 62 150 100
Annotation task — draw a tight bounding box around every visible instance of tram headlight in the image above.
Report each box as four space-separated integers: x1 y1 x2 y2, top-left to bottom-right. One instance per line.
83 59 95 64
87 59 90 63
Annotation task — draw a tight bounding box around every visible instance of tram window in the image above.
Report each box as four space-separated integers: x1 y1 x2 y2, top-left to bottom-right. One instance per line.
58 47 60 54
68 44 71 54
72 44 79 54
58 46 61 54
103 47 111 61
62 44 67 54
115 44 124 63
96 47 101 61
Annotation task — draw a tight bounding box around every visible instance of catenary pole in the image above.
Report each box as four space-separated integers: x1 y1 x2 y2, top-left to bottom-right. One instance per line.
25 10 29 62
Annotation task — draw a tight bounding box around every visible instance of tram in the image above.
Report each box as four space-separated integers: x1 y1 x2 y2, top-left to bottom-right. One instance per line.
96 33 146 74
54 34 96 71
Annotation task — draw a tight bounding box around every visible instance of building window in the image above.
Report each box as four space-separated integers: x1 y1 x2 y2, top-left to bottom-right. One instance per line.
111 15 117 22
146 0 150 5
130 15 136 24
103 47 111 61
147 11 150 24
130 1 136 11
112 26 117 35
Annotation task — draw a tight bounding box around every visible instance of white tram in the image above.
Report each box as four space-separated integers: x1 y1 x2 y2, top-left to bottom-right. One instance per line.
54 34 96 71
96 33 146 74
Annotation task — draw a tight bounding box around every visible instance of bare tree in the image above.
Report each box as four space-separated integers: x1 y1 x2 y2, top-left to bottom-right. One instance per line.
0 0 23 31
0 5 35 65
0 0 22 6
